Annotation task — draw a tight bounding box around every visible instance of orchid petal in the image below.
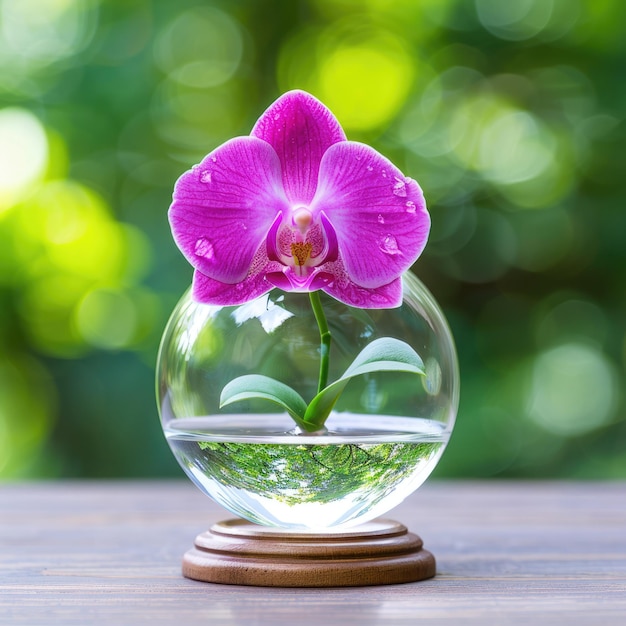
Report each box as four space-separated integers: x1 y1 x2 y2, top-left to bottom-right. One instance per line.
192 241 285 305
169 136 288 284
309 262 403 309
251 90 346 205
312 142 430 289
193 269 273 306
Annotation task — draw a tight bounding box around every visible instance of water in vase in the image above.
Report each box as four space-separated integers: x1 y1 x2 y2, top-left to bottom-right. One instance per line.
165 413 449 529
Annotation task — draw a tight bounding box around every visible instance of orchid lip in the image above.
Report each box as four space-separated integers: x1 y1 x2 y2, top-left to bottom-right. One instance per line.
266 268 311 292
265 270 293 291
265 208 339 274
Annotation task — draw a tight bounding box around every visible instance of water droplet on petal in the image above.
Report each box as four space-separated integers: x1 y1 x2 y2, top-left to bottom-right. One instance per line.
366 165 373 172
377 214 385 224
274 113 280 121
355 155 361 161
211 156 217 163
393 177 407 197
194 237 214 260
382 170 387 178
379 234 402 255
405 200 416 213
200 170 212 183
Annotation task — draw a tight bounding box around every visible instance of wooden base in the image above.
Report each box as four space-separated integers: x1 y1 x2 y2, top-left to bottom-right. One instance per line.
182 518 435 587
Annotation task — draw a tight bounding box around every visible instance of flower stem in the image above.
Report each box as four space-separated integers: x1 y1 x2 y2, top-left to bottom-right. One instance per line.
309 291 331 393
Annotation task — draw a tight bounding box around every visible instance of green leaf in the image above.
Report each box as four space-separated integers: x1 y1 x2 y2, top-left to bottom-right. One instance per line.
219 374 309 430
303 338 426 429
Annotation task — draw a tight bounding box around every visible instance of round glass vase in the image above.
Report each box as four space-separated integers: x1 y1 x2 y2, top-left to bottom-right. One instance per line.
156 271 459 530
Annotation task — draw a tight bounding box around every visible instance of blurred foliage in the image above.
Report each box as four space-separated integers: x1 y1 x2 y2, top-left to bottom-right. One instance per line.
0 0 625 479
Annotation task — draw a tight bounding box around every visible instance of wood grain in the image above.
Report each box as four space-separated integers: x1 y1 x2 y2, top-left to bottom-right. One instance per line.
183 518 435 586
1 481 625 625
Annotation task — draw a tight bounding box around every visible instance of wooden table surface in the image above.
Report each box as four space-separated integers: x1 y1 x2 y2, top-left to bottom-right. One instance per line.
1 481 625 625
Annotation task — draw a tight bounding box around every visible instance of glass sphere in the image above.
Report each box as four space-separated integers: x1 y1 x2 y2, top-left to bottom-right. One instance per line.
157 272 459 529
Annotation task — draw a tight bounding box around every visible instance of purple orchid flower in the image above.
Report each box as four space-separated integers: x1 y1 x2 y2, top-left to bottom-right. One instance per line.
169 90 430 308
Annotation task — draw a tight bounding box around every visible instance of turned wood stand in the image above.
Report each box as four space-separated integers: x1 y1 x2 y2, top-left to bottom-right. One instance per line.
182 518 435 586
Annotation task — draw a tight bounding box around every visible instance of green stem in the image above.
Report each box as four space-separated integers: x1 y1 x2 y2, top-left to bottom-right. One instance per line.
309 291 331 393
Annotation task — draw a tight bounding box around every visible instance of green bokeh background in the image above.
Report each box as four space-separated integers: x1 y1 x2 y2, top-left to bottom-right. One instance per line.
1 0 624 479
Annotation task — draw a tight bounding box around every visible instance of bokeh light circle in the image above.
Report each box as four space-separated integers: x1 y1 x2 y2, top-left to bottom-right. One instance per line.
76 289 138 350
154 7 244 88
525 343 619 437
278 23 416 132
475 0 553 41
0 0 97 68
0 108 48 210
317 40 414 131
